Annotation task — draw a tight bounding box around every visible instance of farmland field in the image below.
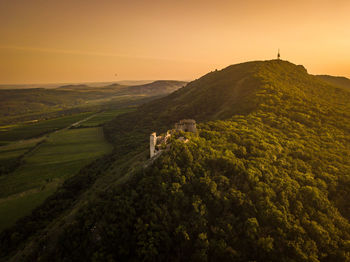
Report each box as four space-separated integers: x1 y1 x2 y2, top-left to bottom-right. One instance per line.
0 112 94 142
79 108 136 127
0 137 45 175
0 138 44 159
0 127 112 232
0 185 56 233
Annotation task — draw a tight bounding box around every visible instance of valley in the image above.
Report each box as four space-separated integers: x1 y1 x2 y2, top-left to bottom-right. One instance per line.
0 80 184 234
0 80 186 126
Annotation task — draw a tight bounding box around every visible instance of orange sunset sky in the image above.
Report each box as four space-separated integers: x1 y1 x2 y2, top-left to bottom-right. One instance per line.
0 0 350 84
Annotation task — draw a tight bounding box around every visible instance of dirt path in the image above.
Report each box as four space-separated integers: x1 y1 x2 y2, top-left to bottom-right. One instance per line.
67 113 98 128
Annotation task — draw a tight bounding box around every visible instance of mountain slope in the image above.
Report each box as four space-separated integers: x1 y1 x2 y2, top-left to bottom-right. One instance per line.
317 75 350 90
1 60 350 261
126 80 188 95
104 60 350 155
138 60 348 125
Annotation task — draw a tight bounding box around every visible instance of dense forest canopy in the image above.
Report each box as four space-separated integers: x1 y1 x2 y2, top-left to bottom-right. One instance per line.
1 60 349 261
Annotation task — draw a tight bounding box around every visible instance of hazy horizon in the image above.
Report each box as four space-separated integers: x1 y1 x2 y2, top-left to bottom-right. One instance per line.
0 79 182 87
1 0 350 84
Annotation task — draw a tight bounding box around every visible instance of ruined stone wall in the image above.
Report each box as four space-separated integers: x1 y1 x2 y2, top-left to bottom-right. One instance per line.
150 132 157 158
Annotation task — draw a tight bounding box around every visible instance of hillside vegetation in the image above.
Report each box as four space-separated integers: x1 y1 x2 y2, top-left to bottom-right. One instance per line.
1 60 350 261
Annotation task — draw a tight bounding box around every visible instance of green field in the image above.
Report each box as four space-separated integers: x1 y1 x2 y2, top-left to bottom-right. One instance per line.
0 112 94 142
0 137 45 175
0 185 57 233
0 137 43 161
79 108 135 127
0 107 134 232
0 127 112 232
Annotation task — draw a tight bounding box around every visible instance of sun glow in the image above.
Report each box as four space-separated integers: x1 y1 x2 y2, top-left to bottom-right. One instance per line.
1 0 350 84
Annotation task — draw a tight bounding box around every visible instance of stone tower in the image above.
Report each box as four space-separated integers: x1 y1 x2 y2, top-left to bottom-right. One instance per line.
175 119 197 133
150 132 157 158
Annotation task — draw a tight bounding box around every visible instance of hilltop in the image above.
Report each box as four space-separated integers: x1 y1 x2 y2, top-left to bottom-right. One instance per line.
1 60 350 261
104 60 350 154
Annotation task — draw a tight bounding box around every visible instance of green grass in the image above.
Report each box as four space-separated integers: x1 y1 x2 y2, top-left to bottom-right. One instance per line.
0 185 56 232
79 108 136 127
0 138 44 160
0 127 112 198
0 138 45 175
0 112 94 142
0 127 112 232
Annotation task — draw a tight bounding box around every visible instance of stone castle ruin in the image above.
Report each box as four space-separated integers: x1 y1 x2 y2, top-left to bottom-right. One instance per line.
174 119 197 133
150 119 196 158
150 131 171 158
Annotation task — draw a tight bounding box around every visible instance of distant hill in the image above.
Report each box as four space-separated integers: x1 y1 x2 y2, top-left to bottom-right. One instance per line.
316 74 350 90
0 82 113 90
56 80 187 99
115 80 154 86
123 80 188 95
56 84 92 89
0 80 186 125
0 80 170 90
56 83 126 92
1 60 350 261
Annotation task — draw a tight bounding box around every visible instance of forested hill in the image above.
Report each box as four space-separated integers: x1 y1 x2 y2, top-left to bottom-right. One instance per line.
1 60 350 261
104 60 350 155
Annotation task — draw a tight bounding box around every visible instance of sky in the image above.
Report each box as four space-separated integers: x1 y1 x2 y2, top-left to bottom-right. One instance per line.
0 0 350 84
